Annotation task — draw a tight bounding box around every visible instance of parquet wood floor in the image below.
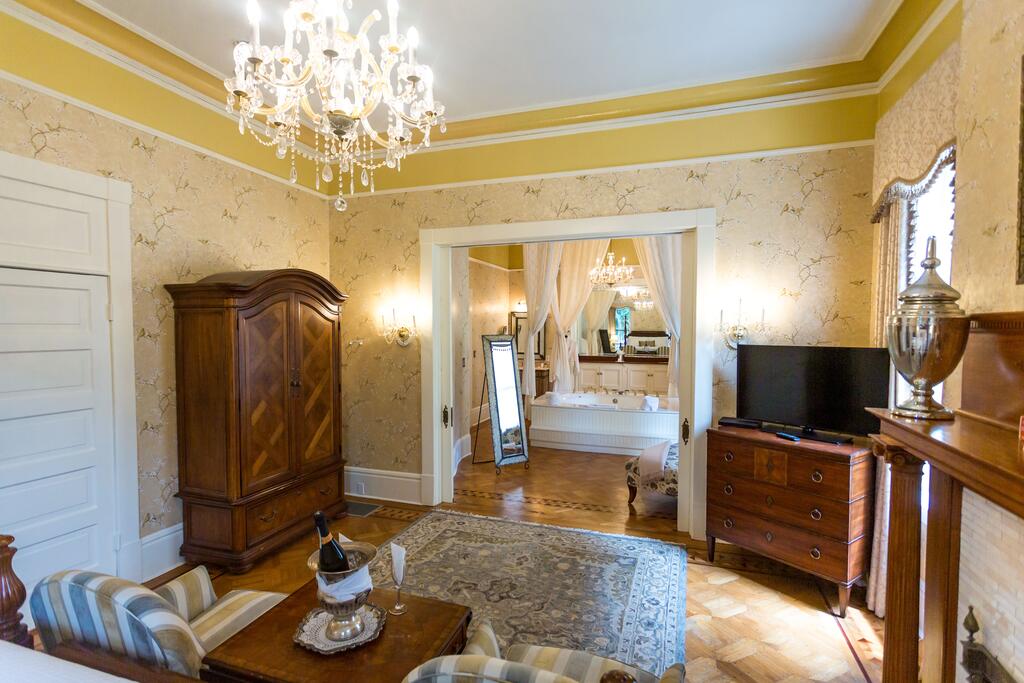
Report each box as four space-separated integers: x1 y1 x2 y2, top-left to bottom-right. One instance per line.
172 422 883 682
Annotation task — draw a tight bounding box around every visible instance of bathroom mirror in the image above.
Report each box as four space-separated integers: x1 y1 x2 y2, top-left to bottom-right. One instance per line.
482 334 529 471
576 283 670 358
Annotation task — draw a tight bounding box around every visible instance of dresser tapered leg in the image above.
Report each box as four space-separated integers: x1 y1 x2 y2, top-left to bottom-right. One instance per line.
707 535 716 562
837 585 851 618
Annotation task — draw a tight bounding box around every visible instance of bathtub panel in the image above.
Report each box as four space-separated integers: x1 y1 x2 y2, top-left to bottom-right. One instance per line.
529 399 679 456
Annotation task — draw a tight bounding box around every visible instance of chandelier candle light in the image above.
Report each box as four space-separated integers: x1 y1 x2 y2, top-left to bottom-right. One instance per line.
226 0 445 211
590 253 635 288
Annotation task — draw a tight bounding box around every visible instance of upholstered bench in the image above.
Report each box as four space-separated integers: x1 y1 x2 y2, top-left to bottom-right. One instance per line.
30 566 286 679
625 442 680 503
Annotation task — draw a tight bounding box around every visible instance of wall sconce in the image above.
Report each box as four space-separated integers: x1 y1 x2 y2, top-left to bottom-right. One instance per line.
381 308 417 347
512 300 528 313
718 297 768 349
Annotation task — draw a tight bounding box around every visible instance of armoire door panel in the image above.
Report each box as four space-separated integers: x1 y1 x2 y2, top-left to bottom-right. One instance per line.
295 296 339 471
239 294 295 495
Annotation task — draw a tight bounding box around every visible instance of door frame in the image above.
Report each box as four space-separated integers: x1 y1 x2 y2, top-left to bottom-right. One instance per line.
419 209 715 537
0 151 141 580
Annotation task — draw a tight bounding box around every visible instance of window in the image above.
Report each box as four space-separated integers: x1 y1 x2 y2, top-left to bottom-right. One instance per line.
614 307 631 349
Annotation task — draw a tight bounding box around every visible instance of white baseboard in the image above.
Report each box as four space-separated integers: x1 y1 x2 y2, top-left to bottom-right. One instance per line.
453 434 472 475
141 523 184 581
472 402 490 426
345 466 422 505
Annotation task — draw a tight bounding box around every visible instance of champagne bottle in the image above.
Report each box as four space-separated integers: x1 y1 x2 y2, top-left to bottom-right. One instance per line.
313 511 350 572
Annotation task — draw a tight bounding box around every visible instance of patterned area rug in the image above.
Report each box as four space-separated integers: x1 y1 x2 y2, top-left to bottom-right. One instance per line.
369 511 686 674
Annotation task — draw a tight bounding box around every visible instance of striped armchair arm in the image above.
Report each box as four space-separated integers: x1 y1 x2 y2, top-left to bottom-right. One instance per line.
507 644 658 683
403 655 578 683
189 589 286 651
30 570 206 678
462 620 502 657
155 566 217 622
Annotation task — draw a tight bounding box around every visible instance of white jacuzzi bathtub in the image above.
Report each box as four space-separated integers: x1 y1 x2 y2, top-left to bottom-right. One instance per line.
529 392 679 456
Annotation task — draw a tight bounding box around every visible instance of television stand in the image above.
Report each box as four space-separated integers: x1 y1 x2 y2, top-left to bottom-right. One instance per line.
759 424 853 446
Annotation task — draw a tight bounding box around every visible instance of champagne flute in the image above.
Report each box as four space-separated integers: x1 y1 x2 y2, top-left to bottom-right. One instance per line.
389 543 407 616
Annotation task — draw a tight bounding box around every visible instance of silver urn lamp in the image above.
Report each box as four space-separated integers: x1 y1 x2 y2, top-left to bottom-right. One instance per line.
886 237 969 420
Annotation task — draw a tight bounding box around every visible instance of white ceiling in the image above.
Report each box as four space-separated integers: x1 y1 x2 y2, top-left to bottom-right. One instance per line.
82 0 899 122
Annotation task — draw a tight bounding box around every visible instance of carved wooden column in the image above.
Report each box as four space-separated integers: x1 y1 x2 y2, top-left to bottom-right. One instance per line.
921 468 962 683
874 435 925 683
0 535 32 648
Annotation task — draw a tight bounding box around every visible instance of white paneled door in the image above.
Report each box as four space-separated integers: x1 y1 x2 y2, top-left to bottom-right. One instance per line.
0 267 117 616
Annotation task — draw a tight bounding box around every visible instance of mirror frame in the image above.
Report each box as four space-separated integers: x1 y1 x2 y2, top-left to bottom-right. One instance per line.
509 311 545 360
482 334 529 469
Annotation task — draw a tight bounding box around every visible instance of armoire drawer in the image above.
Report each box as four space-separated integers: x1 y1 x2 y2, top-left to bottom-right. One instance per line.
707 469 854 541
246 472 341 544
707 436 757 480
706 503 852 582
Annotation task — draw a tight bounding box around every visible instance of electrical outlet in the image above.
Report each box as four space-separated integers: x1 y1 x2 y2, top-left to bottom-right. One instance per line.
356 482 366 495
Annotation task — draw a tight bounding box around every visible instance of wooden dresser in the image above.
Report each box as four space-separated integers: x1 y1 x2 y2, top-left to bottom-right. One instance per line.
166 269 348 573
706 426 874 616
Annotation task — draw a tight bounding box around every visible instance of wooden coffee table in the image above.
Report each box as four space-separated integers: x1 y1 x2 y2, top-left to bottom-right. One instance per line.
201 581 471 682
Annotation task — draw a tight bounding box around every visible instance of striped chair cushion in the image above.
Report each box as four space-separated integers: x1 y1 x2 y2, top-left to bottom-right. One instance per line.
155 566 217 622
506 644 658 683
463 620 502 658
29 570 205 678
404 654 577 683
189 589 286 652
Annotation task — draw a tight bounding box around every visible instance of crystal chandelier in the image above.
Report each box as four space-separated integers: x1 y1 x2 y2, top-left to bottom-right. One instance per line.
225 0 445 211
589 253 635 288
631 288 655 311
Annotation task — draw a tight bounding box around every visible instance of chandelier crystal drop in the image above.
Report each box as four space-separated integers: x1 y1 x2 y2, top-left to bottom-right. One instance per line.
589 252 635 288
225 0 445 211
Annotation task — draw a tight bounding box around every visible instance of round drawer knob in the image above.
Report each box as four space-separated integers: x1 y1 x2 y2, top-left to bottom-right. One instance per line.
723 518 734 529
724 451 735 463
810 547 822 560
811 470 824 483
810 508 822 521
765 495 774 506
723 484 734 495
764 531 774 543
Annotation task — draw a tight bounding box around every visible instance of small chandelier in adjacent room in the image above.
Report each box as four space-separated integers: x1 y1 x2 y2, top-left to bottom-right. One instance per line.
225 0 445 211
589 253 635 288
631 288 655 311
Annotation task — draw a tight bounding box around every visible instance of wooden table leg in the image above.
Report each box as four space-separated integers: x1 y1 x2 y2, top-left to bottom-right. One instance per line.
877 437 925 683
0 535 32 648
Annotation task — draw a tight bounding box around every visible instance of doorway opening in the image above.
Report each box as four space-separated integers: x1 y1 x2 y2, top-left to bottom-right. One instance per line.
419 210 715 537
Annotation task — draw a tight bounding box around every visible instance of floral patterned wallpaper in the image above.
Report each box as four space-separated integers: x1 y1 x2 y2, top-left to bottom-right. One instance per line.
332 145 875 473
872 43 960 202
950 1 1024 678
0 79 331 535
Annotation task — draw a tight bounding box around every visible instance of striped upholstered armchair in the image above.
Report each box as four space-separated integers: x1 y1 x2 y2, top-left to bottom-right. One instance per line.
404 620 685 683
30 566 285 678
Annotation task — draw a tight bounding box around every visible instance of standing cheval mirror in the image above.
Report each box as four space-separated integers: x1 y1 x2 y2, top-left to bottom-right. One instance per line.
480 334 529 473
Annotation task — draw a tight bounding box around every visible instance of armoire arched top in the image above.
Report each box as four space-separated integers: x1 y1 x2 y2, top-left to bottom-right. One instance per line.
165 268 347 308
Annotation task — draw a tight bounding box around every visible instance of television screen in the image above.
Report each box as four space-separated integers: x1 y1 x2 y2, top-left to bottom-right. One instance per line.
736 345 890 436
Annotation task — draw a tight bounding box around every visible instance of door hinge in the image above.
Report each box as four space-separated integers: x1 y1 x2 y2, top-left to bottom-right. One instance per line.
112 533 122 552
441 405 450 429
682 418 690 445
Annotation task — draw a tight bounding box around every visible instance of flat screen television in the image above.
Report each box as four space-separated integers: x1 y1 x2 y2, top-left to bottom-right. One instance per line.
736 345 890 438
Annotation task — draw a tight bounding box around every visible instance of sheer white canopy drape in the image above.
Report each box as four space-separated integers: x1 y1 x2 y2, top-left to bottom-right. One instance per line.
550 239 609 393
581 289 618 354
521 242 562 396
634 235 684 397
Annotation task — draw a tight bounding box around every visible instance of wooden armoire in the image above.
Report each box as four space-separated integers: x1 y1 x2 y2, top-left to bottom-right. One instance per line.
166 269 348 573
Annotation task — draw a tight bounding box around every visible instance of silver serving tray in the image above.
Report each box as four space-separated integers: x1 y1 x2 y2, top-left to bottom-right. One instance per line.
293 603 387 655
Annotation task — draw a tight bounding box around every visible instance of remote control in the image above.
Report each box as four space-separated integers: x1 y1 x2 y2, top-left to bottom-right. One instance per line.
775 431 801 442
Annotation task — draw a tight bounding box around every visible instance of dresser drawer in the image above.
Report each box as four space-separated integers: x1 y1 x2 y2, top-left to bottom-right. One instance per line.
707 469 854 541
246 472 341 544
707 436 756 479
707 504 854 583
786 453 853 501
